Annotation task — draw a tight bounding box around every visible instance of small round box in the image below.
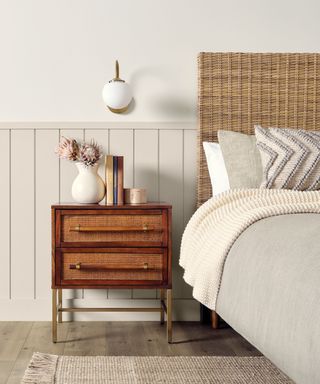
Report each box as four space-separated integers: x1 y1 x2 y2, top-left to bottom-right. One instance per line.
124 188 147 204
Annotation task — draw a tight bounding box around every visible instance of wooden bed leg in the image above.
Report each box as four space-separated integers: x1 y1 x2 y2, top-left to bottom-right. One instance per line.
211 310 219 329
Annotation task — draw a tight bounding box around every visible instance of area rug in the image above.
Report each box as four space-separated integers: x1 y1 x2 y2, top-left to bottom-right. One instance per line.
21 352 293 383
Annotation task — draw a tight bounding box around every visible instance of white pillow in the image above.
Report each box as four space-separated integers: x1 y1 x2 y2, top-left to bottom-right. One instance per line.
203 142 230 196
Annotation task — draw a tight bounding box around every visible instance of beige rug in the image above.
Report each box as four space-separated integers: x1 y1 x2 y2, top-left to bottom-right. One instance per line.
22 353 293 383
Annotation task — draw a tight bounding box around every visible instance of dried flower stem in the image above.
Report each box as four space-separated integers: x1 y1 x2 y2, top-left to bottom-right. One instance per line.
55 137 103 166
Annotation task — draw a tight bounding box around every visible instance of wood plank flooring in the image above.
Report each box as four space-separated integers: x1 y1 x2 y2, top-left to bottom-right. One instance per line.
0 321 260 384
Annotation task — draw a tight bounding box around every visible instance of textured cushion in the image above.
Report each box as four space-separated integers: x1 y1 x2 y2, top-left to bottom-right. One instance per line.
203 142 230 196
218 130 263 189
255 125 320 190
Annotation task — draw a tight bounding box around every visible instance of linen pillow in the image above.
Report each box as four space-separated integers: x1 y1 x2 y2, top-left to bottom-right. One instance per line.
255 125 320 190
217 130 263 189
203 142 230 196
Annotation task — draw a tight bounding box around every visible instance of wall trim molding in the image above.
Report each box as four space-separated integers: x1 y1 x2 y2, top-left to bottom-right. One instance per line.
0 121 196 130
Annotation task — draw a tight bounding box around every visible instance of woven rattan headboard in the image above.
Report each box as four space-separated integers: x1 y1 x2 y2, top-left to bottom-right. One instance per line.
197 52 320 206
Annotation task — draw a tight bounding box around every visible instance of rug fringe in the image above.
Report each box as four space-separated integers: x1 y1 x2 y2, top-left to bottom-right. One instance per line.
21 352 58 384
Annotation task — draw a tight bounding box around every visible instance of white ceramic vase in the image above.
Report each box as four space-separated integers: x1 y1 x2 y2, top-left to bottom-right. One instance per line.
72 163 105 204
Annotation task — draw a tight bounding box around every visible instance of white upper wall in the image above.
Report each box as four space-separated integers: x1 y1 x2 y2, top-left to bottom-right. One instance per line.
0 0 319 122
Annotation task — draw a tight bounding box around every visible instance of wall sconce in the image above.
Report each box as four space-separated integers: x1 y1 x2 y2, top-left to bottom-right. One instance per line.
102 60 133 113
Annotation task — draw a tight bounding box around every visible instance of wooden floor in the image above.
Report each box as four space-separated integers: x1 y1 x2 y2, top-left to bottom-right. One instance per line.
0 321 260 384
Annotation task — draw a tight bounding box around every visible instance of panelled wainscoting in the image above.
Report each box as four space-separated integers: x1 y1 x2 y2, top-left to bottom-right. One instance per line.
0 122 198 321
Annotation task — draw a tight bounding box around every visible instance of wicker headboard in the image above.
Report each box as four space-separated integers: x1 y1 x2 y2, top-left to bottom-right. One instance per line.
197 52 320 206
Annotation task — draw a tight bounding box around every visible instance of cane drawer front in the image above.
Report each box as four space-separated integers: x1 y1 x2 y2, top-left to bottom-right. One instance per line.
57 249 167 286
60 210 166 246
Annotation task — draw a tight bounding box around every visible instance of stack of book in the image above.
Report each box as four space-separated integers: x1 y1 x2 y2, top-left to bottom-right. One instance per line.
105 155 124 205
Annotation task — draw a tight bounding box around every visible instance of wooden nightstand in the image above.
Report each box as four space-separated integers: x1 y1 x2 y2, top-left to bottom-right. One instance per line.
51 203 172 343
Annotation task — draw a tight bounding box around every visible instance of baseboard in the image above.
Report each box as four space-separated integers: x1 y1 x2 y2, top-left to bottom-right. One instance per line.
0 298 200 321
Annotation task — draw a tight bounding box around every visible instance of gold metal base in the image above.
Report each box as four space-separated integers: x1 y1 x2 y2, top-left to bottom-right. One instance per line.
58 289 62 323
52 289 57 343
52 288 172 343
107 105 130 114
167 289 172 343
160 289 165 325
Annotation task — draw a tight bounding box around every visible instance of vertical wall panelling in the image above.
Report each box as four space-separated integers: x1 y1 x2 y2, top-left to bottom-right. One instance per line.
133 129 159 299
134 129 159 201
11 130 35 299
0 130 10 299
108 129 134 299
159 130 185 299
83 129 109 300
35 130 59 299
182 129 197 298
0 123 198 320
183 130 197 224
60 129 84 300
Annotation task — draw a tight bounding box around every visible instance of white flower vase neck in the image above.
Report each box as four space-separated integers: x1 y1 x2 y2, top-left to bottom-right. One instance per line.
72 163 105 204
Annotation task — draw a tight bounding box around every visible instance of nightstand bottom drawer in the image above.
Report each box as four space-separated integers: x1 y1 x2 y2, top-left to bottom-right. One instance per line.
55 248 167 286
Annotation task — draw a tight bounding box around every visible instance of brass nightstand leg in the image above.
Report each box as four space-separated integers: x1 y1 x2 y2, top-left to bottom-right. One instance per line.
160 289 165 324
167 289 172 343
58 289 62 323
52 289 57 343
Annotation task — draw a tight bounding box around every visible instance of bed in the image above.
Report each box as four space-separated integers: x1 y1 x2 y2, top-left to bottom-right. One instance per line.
180 53 320 384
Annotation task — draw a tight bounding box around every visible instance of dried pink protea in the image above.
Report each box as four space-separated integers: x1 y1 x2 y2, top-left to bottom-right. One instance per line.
55 136 79 161
79 140 103 166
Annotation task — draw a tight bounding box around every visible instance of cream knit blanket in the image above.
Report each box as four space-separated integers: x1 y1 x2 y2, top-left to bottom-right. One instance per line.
180 189 320 310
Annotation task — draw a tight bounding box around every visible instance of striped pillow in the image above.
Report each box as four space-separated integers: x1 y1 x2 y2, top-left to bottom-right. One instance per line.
255 125 320 190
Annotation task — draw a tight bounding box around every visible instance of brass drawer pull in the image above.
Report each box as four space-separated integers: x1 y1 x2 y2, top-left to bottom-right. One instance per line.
70 224 155 232
69 262 157 272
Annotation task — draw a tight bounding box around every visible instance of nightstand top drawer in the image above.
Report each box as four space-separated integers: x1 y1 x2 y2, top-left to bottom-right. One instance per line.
56 209 169 247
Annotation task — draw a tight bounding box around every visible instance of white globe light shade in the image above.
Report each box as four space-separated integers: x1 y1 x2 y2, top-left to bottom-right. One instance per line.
102 81 132 112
